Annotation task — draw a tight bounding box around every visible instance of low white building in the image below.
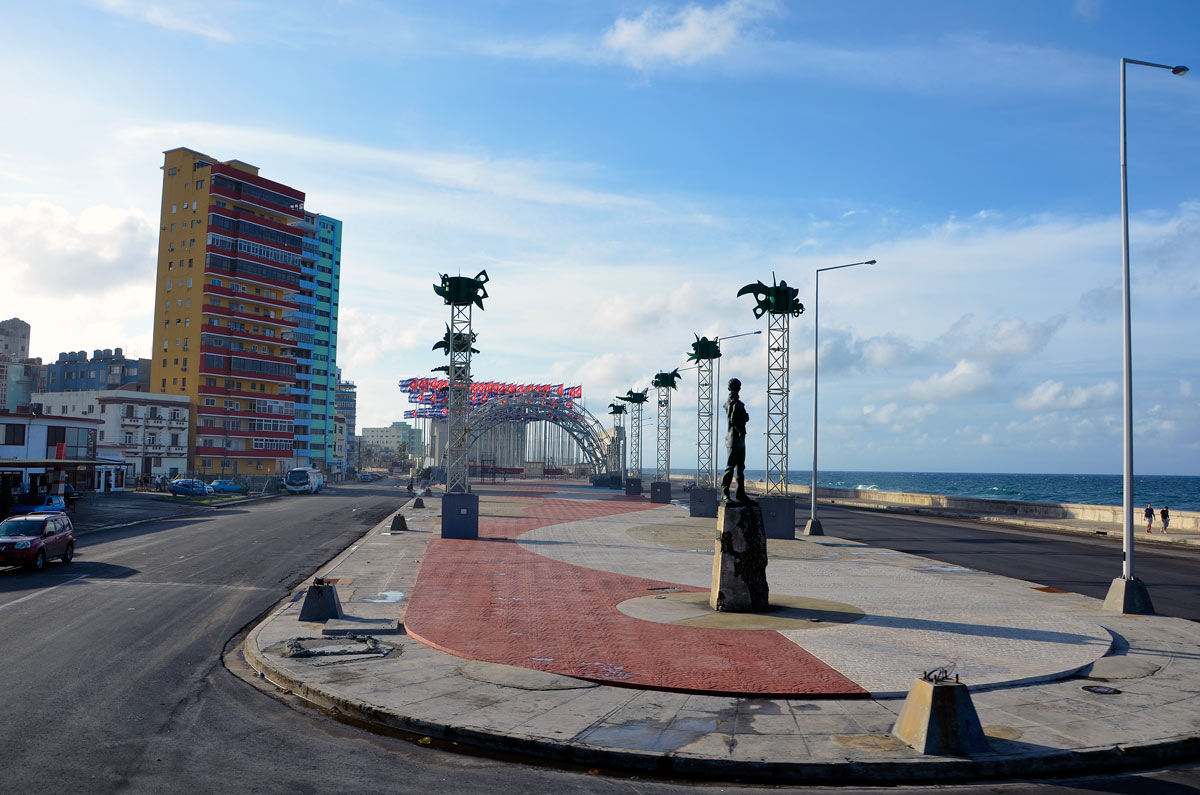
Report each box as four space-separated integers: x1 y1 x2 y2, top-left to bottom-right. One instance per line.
0 409 104 495
31 386 191 483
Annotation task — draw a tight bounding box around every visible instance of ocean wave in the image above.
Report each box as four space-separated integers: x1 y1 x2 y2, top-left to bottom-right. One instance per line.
855 484 879 491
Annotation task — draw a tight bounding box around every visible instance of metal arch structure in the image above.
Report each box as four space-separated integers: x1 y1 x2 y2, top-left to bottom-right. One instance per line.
466 394 613 476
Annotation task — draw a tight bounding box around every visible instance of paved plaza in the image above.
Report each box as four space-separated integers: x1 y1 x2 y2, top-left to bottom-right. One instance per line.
245 482 1200 783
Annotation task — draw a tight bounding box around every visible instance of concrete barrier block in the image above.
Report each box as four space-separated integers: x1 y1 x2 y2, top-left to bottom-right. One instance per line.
625 478 642 496
892 678 989 756
298 580 344 622
650 481 672 504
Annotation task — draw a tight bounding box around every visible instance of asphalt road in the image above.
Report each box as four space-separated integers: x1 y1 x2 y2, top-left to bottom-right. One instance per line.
3 481 1199 794
802 502 1200 621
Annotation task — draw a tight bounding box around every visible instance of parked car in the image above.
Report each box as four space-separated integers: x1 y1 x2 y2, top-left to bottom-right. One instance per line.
8 494 68 515
168 479 207 497
63 483 83 507
203 482 216 495
0 512 75 570
209 480 246 494
357 473 373 482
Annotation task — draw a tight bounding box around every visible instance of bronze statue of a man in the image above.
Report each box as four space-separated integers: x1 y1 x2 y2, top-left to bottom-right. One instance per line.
720 378 755 505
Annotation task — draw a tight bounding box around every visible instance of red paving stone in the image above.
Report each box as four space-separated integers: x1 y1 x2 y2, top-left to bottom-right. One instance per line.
404 487 867 697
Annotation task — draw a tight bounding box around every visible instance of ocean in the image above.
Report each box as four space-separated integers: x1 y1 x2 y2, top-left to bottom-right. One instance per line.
672 469 1200 512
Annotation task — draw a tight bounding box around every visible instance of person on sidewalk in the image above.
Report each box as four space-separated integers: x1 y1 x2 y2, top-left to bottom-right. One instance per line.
1144 503 1154 534
1161 506 1170 534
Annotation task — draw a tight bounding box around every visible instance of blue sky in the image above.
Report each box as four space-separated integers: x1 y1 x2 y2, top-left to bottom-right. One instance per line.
1 0 1197 475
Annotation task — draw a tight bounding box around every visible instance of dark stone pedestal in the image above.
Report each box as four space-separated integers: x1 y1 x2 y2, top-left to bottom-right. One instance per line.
608 473 623 490
802 518 824 536
689 487 718 518
758 496 796 539
624 478 642 496
1103 576 1155 615
710 503 769 612
441 492 479 539
650 481 672 504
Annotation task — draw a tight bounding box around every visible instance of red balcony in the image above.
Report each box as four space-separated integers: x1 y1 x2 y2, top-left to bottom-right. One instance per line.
196 405 294 421
205 244 302 276
202 282 297 311
195 446 290 459
199 344 294 366
208 204 307 240
198 384 295 402
202 302 298 328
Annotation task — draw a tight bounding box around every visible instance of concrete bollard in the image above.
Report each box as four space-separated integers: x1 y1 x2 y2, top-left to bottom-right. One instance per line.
892 675 989 756
391 514 408 532
413 497 425 509
423 487 433 497
298 578 344 622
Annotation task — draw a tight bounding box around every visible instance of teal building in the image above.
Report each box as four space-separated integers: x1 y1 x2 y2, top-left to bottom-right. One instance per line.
287 211 343 477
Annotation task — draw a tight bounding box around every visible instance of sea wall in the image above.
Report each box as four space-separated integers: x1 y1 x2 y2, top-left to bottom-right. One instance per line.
730 479 1200 532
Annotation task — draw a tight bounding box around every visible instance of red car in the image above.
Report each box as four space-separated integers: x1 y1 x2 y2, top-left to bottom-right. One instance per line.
0 512 76 571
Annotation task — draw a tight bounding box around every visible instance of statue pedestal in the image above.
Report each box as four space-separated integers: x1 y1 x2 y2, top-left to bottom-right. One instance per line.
624 478 642 496
710 503 769 612
689 487 718 518
650 481 672 504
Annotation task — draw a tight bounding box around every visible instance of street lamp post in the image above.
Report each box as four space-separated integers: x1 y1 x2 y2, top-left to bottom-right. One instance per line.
1104 57 1187 615
805 259 876 537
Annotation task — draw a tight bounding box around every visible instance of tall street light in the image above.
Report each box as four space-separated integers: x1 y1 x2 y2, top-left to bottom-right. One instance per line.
805 259 876 537
1105 57 1188 615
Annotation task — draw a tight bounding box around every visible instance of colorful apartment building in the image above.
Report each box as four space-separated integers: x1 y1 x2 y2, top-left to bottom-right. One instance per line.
290 212 343 476
151 148 307 477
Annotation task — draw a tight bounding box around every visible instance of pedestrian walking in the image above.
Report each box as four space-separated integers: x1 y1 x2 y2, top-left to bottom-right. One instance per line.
1144 503 1154 534
1161 506 1170 534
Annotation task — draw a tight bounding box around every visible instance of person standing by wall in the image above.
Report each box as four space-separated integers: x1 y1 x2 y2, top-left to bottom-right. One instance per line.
1161 506 1170 534
1144 503 1154 534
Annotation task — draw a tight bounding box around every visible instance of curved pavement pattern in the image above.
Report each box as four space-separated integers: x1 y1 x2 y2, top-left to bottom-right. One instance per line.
406 485 1111 696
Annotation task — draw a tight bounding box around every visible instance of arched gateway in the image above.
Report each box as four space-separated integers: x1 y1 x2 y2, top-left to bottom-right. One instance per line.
467 393 613 476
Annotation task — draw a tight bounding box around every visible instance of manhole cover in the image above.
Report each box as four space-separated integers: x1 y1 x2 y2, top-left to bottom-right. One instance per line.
1082 685 1122 695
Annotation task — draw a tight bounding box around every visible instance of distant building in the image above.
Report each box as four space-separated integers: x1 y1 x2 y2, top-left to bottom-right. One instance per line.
335 378 357 468
32 387 191 483
333 415 347 478
45 348 150 392
0 358 44 412
361 421 424 459
0 318 30 360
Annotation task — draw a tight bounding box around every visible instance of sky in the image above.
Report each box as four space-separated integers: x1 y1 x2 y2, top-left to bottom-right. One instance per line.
1 0 1198 476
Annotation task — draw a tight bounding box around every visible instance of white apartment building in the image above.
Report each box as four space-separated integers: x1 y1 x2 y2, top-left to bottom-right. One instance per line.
31 387 192 482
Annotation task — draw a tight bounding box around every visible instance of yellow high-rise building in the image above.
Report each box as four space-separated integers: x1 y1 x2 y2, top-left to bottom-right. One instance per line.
151 147 306 477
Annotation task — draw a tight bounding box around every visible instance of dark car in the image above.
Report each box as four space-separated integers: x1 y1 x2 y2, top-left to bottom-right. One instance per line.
0 512 76 570
8 494 69 515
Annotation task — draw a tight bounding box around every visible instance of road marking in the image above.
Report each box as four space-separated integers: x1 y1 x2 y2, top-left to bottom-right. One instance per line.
0 575 88 612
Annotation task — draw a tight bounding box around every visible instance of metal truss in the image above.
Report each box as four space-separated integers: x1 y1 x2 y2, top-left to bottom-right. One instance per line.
696 357 714 488
655 386 672 482
445 302 472 494
467 394 610 475
629 402 642 480
765 310 790 495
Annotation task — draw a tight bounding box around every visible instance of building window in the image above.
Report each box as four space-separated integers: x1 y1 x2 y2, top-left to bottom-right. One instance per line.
1 424 25 445
196 178 205 189
148 433 157 446
124 432 133 445
168 167 178 176
171 204 177 214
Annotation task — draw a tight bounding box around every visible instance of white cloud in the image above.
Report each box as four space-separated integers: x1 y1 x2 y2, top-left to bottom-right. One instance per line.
1015 379 1119 412
860 402 937 432
602 0 778 68
93 0 235 42
897 360 994 403
0 202 155 297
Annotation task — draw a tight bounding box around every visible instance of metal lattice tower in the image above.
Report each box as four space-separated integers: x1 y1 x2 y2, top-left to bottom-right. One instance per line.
765 310 790 495
696 357 715 487
445 301 472 494
655 385 671 483
629 402 642 480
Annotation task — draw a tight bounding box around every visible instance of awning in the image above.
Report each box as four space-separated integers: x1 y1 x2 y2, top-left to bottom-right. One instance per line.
0 459 102 468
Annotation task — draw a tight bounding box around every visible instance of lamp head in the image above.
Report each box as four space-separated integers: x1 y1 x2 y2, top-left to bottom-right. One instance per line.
865 260 877 265
1171 65 1189 75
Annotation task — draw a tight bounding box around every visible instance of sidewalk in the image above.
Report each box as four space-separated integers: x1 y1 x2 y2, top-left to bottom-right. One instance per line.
243 482 1200 784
